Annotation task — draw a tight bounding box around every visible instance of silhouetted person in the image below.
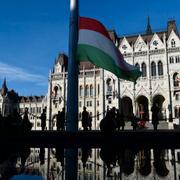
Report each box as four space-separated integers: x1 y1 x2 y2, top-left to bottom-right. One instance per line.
100 108 117 133
56 108 65 131
10 109 22 132
39 148 45 165
81 147 91 168
40 108 46 131
131 114 138 130
20 147 30 172
151 103 160 130
12 109 22 123
100 147 117 177
82 106 89 131
116 110 125 131
22 108 32 132
55 147 64 167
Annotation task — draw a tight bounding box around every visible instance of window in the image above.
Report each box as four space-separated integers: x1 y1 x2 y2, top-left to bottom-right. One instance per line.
85 85 89 97
97 84 100 96
90 84 93 96
54 86 58 96
97 100 99 106
175 56 180 63
55 103 57 108
135 63 140 70
158 61 163 76
151 61 156 76
80 86 83 97
175 94 179 101
169 56 174 64
141 62 147 77
106 78 112 97
173 73 179 87
97 111 99 120
79 101 82 107
86 101 92 107
171 39 176 47
174 107 178 118
37 122 41 127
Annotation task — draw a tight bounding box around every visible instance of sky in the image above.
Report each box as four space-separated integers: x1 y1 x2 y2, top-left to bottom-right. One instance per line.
0 0 180 96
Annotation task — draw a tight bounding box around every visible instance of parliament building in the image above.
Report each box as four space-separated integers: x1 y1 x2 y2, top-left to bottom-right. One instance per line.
47 19 180 131
0 18 180 179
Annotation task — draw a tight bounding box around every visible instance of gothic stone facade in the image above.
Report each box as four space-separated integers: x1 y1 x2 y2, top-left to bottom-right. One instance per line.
47 20 180 131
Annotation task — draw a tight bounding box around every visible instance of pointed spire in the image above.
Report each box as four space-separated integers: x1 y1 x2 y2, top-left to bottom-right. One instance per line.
146 16 152 34
1 78 8 97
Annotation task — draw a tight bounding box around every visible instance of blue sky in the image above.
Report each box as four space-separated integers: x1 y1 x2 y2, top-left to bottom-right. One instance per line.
0 0 180 96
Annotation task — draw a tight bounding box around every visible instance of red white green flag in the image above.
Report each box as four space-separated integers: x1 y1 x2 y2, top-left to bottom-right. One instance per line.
76 17 142 82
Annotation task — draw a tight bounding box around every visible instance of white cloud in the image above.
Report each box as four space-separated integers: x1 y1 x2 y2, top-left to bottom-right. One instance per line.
0 61 47 85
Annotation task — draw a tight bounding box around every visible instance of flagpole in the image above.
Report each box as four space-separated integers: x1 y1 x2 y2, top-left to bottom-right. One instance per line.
65 0 79 179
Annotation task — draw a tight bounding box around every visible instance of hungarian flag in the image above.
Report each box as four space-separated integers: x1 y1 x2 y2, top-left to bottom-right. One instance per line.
76 17 142 82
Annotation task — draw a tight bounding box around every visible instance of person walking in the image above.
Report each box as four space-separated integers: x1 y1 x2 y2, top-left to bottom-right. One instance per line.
100 108 117 133
22 108 32 132
82 106 89 131
151 103 160 130
131 114 138 131
40 108 46 131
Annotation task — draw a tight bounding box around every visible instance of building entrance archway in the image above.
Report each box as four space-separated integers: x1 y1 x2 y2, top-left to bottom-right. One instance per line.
121 96 133 121
152 94 165 120
136 96 149 120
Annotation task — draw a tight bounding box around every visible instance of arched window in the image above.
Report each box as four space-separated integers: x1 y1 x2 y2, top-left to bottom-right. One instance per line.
106 78 112 96
141 62 147 77
171 39 176 48
173 73 179 87
135 63 140 70
54 86 58 96
169 56 174 64
80 85 83 96
97 84 100 96
151 61 156 76
85 85 89 97
90 85 93 96
175 56 180 63
158 61 163 76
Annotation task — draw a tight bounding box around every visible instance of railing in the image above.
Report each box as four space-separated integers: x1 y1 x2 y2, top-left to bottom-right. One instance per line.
1 130 180 149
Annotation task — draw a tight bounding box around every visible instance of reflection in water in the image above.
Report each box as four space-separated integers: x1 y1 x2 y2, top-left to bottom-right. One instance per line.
0 146 179 179
99 147 170 179
0 146 31 179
